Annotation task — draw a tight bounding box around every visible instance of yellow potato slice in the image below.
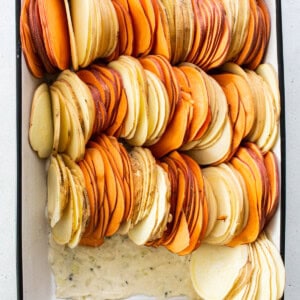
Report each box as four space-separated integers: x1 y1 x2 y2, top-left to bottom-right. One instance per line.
190 243 250 300
29 83 54 158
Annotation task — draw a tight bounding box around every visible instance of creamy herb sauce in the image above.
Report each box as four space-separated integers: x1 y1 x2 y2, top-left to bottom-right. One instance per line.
49 235 198 299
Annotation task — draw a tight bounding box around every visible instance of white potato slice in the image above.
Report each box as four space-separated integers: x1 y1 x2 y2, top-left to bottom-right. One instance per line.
49 87 61 155
70 0 89 65
150 164 170 240
47 156 66 227
256 63 281 118
244 244 261 300
52 189 73 245
66 168 80 234
228 163 249 233
245 70 266 142
260 232 285 299
253 240 272 300
64 97 85 161
128 189 158 246
202 166 233 245
64 0 78 70
195 75 229 150
190 243 249 300
203 177 218 238
58 70 92 142
29 83 54 158
256 81 276 152
257 237 278 300
145 70 160 142
187 116 232 165
57 86 71 153
218 163 244 243
108 58 139 139
145 70 170 146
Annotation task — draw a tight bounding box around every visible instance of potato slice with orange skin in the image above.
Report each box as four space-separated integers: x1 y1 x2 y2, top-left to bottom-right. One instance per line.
213 71 255 138
157 159 179 246
151 0 171 60
186 0 204 63
244 6 265 69
140 55 180 120
111 0 132 56
202 0 231 70
78 160 96 237
192 0 212 67
90 66 120 127
183 154 208 240
150 97 190 158
87 142 117 216
87 84 107 134
20 0 45 77
213 76 246 160
178 154 205 255
162 167 189 253
127 0 153 56
77 70 107 107
76 70 108 127
228 157 260 246
166 212 190 254
95 135 124 178
118 143 135 221
92 137 126 236
180 64 210 141
80 236 104 247
236 146 267 229
105 174 125 236
235 0 258 67
63 0 78 71
29 0 56 74
38 0 70 70
264 151 280 223
83 151 101 232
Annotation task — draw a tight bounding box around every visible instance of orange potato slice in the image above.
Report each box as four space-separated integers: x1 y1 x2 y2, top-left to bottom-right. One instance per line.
127 0 153 56
20 0 45 77
37 0 70 70
264 151 280 223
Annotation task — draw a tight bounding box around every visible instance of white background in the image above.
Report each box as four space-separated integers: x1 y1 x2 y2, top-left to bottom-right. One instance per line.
0 0 299 298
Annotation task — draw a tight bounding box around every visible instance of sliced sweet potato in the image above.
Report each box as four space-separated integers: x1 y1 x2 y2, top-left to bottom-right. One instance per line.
264 151 280 223
20 0 44 77
127 0 153 56
235 0 257 66
140 55 180 119
78 160 96 237
150 97 190 158
37 0 70 69
228 157 260 246
151 0 171 60
180 65 210 141
29 0 55 73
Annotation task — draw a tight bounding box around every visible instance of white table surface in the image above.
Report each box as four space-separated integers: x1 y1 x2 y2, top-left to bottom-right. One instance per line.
0 0 299 299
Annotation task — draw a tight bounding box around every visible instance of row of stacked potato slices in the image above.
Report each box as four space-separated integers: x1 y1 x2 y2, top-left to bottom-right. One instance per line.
21 0 285 299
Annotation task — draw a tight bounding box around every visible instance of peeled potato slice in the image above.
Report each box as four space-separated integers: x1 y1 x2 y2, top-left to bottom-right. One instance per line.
47 156 66 227
190 243 250 300
29 83 54 158
52 190 73 245
128 187 158 246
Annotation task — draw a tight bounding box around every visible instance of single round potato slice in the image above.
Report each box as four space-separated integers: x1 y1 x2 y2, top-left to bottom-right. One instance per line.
190 243 249 300
29 83 54 158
